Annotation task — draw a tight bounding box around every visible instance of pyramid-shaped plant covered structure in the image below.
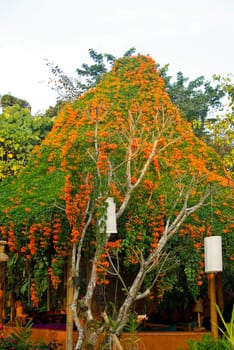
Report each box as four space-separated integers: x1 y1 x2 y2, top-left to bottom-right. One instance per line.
0 55 232 308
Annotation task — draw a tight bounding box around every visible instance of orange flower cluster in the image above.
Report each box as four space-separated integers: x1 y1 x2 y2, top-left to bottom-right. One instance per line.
52 217 62 251
30 282 39 308
28 237 37 255
71 228 80 244
61 130 78 158
150 195 165 250
152 156 161 178
96 151 108 175
197 260 205 286
109 182 124 202
96 140 117 176
128 251 139 265
0 226 6 239
63 174 94 244
48 266 61 289
7 224 17 252
105 239 122 250
96 253 110 285
64 174 76 227
143 179 156 192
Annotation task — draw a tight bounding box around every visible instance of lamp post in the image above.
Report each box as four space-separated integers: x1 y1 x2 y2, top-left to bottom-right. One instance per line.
204 236 223 339
0 240 9 325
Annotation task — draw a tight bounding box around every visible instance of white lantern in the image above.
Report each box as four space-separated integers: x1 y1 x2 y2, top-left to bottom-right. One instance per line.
204 236 223 273
105 197 117 234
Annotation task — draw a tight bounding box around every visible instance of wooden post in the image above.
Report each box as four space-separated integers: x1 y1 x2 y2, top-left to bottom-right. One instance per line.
209 273 219 339
216 272 224 313
0 241 9 324
66 256 74 350
0 286 4 324
47 275 51 312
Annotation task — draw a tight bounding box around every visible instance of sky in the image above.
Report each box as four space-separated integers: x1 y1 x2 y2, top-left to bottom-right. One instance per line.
0 0 233 114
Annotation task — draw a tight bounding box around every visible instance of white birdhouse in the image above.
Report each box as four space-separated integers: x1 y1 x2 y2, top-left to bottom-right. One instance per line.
204 236 223 273
105 197 117 234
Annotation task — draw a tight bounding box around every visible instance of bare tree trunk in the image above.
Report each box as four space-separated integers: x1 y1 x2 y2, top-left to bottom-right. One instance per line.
115 265 146 335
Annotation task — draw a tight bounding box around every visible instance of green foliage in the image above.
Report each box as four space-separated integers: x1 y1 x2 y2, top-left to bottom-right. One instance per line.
216 304 234 348
76 47 136 93
181 305 234 349
6 254 30 303
166 234 202 299
0 321 61 349
75 48 116 93
44 100 66 119
123 314 141 350
206 74 234 176
9 320 33 349
181 334 232 350
1 94 31 111
158 67 225 138
0 104 53 179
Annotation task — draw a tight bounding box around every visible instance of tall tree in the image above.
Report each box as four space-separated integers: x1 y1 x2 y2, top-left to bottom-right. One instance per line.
0 55 232 350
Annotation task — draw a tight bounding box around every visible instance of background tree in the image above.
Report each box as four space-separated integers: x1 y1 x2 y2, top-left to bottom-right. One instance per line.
75 48 115 93
44 100 67 119
206 74 234 177
158 68 225 138
0 94 31 111
0 104 53 179
45 48 135 102
0 55 232 349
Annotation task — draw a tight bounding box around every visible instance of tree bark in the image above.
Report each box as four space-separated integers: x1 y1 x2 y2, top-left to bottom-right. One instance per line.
66 255 74 350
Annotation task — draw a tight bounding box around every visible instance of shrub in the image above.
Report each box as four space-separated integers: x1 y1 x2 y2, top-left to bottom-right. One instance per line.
180 334 232 350
0 321 62 349
216 304 234 348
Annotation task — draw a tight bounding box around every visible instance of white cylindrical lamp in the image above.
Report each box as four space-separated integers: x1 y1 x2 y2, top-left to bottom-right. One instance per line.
105 197 117 234
204 236 223 273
